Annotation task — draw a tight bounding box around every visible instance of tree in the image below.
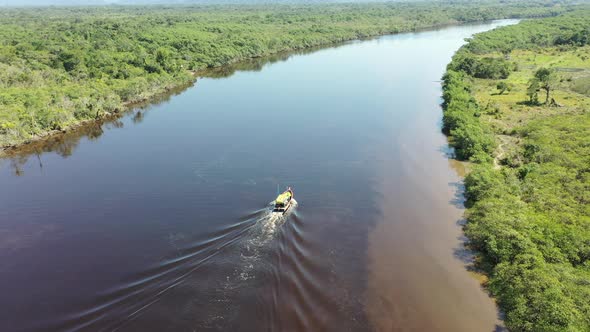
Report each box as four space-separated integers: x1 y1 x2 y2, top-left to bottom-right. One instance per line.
501 46 513 59
451 56 512 79
534 67 558 104
497 81 510 95
527 77 540 104
57 50 80 72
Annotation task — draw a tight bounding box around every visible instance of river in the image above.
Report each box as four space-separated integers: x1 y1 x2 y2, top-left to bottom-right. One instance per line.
0 20 516 332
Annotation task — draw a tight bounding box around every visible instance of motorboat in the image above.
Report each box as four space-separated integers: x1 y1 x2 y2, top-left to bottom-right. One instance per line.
273 187 294 214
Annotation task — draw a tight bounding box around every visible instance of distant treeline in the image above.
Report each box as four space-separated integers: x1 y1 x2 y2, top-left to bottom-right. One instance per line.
443 10 590 331
0 1 572 147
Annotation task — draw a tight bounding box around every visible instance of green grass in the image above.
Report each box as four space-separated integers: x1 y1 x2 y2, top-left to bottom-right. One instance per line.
471 46 590 137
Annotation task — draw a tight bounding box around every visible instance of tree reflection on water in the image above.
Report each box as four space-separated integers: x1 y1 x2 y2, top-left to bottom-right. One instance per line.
1 40 357 177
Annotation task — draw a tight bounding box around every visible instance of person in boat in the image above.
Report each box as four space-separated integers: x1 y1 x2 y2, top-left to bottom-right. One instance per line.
274 187 293 211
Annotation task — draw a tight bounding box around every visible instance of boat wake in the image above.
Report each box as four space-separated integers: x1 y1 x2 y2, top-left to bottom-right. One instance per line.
50 200 298 332
265 199 297 235
229 199 299 283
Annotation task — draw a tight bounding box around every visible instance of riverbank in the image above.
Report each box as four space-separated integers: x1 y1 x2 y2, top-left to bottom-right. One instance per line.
442 11 590 331
0 78 195 158
0 2 572 154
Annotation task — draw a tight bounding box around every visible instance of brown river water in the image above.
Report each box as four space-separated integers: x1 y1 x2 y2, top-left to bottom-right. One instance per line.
0 21 516 332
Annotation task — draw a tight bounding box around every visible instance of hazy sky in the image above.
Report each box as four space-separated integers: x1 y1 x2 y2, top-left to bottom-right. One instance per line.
0 0 397 6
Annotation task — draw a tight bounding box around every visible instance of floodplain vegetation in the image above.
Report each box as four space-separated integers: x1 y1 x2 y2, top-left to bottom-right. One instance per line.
443 10 590 331
0 1 571 148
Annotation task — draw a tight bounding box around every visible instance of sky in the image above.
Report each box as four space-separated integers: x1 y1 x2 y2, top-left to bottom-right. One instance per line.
0 0 399 6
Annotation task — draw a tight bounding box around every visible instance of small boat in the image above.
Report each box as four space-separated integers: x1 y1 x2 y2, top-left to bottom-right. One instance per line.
273 187 294 214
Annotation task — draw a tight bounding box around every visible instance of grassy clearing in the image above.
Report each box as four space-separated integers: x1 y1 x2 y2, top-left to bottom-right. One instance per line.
473 46 590 140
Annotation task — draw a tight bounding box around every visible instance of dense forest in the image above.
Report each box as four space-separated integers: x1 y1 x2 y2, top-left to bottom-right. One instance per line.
443 11 590 331
0 1 573 148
